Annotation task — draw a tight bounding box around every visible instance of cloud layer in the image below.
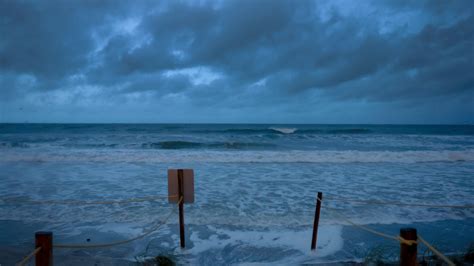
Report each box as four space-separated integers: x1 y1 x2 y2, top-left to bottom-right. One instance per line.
1 0 473 123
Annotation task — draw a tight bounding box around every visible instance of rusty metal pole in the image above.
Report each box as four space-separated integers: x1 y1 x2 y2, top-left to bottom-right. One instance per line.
311 192 323 250
178 169 185 248
400 228 418 266
35 231 53 266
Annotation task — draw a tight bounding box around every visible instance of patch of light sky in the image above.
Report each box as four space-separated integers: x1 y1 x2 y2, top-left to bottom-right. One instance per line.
318 0 430 35
89 16 149 60
164 67 223 86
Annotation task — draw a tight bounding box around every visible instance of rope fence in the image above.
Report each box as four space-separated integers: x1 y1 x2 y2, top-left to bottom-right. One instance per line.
5 184 470 265
53 196 182 249
13 195 182 265
323 196 474 209
1 195 178 205
316 197 417 246
7 168 199 266
16 246 41 266
418 235 456 266
315 195 457 265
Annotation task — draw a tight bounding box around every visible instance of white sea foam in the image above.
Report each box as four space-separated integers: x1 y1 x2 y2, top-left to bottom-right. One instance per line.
188 225 344 262
2 149 474 163
269 127 298 134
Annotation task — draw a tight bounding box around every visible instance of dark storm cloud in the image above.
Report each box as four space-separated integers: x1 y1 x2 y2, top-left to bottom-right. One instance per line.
0 0 472 123
0 0 147 99
1 1 103 77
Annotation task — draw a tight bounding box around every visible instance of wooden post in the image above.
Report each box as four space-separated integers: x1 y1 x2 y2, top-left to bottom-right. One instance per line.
311 192 323 250
178 169 185 248
400 228 417 266
35 231 53 266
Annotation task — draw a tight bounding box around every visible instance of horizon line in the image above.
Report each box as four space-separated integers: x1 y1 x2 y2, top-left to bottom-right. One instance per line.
0 122 473 126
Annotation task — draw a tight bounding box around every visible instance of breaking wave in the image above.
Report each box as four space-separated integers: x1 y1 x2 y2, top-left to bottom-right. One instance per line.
141 141 275 150
0 142 30 148
142 141 204 149
269 127 298 134
0 140 276 150
193 127 372 135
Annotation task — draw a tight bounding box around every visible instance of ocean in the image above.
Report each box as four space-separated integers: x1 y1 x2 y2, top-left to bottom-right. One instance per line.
1 124 473 264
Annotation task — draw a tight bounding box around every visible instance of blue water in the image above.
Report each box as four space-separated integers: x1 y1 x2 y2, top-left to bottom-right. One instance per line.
0 124 473 264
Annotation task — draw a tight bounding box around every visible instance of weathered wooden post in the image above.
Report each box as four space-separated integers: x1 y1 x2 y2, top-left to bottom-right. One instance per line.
35 231 53 266
400 228 417 266
168 169 194 249
177 169 185 248
311 192 323 250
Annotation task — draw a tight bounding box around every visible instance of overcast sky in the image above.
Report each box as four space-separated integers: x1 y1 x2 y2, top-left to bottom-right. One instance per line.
0 0 473 124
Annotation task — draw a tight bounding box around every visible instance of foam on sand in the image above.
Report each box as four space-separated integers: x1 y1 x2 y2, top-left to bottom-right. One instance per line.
187 225 344 264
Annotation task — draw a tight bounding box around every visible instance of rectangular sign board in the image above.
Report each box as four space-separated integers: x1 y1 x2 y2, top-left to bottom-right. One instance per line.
168 169 194 204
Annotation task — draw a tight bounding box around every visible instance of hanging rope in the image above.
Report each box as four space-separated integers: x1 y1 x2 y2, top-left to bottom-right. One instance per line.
53 197 182 249
418 235 455 266
1 195 177 205
316 197 417 246
317 197 459 264
323 196 474 209
16 246 41 266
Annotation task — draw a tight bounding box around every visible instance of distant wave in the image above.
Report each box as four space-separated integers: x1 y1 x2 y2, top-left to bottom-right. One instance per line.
193 127 371 135
3 149 473 163
142 141 204 149
141 141 275 150
269 127 298 134
297 128 372 134
0 140 276 150
326 128 372 134
62 143 119 148
209 142 275 149
0 142 30 148
191 128 295 134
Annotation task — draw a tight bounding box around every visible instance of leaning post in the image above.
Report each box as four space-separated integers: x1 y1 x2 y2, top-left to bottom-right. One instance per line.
311 192 323 250
400 228 418 266
35 231 53 266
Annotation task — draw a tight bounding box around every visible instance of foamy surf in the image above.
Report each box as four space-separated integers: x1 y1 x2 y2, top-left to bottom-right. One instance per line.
187 225 344 264
269 127 298 134
2 149 473 163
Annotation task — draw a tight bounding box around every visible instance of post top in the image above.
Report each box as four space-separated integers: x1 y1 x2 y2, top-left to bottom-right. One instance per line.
400 228 417 233
35 231 53 236
400 228 417 241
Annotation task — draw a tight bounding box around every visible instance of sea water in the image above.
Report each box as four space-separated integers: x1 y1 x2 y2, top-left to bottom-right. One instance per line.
0 124 473 264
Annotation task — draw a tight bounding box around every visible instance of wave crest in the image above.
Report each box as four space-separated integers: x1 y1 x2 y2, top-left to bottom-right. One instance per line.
193 127 372 135
141 141 275 150
269 127 298 134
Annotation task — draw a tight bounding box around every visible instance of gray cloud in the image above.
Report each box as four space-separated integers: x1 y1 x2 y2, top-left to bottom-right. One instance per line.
0 0 472 123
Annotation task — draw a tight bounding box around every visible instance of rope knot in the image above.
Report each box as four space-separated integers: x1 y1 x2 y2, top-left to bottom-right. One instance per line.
397 236 417 246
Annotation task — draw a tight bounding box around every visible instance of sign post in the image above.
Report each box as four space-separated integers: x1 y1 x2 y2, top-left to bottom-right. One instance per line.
178 169 185 248
35 231 53 266
168 169 194 248
400 228 417 266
